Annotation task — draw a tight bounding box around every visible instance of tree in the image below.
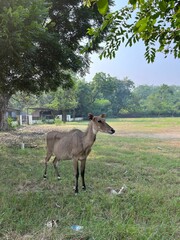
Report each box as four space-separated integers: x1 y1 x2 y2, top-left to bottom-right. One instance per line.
0 0 107 130
172 86 180 116
9 92 38 112
93 98 111 115
133 85 157 100
110 77 135 116
46 87 78 122
91 73 134 116
83 0 180 62
144 84 175 116
75 79 93 117
0 0 66 129
91 72 116 101
133 84 180 116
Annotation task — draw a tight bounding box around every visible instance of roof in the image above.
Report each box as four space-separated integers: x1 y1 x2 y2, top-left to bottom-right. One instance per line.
7 107 21 112
27 107 55 111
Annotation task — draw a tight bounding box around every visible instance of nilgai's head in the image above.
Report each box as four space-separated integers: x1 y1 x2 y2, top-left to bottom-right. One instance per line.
88 113 115 135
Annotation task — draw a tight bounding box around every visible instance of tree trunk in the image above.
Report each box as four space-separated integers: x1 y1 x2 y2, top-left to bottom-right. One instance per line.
62 110 67 123
0 93 11 131
72 109 76 121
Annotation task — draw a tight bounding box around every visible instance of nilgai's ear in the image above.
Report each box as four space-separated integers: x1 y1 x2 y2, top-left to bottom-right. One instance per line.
100 114 106 118
88 113 94 120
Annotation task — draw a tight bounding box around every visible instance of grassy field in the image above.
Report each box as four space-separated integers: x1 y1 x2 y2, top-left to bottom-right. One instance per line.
0 118 180 240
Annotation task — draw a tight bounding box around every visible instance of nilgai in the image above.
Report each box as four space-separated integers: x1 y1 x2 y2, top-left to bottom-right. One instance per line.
43 113 115 193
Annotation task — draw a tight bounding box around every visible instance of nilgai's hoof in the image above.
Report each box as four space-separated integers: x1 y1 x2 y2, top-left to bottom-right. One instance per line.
57 176 61 180
43 174 47 179
73 186 79 194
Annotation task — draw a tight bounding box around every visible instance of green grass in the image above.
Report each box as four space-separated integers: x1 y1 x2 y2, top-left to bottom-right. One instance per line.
109 117 180 134
0 118 180 239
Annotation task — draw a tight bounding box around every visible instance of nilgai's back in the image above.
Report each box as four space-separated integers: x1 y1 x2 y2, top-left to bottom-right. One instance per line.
46 129 83 159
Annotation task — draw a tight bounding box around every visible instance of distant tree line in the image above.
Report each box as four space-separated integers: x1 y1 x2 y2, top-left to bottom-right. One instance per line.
9 72 180 119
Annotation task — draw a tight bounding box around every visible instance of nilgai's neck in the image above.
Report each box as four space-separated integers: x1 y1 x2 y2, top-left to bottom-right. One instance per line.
83 121 97 149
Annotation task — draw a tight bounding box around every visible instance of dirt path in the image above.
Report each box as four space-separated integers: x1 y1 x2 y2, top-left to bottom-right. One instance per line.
0 124 180 147
0 125 80 147
115 132 180 139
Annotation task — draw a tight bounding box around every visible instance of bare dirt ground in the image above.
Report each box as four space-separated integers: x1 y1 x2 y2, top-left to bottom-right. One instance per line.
0 125 50 147
0 125 79 147
0 123 180 148
118 131 180 140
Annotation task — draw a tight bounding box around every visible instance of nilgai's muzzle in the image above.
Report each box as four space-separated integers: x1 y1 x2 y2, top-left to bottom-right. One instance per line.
110 128 115 134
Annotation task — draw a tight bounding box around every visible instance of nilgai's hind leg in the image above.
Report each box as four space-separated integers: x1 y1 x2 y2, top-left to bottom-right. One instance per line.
81 159 86 191
73 159 79 194
53 157 61 180
43 152 52 179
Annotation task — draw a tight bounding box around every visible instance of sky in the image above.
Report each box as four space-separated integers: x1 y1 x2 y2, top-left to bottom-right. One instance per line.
85 0 180 86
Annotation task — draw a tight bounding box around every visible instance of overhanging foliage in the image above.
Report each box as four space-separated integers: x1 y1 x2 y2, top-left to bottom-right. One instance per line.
83 0 180 62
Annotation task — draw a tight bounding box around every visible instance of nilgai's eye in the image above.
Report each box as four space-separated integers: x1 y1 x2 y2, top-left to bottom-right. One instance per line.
98 120 102 123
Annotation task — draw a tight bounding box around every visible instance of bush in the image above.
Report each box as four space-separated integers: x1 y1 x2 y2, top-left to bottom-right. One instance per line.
7 117 14 128
55 118 63 125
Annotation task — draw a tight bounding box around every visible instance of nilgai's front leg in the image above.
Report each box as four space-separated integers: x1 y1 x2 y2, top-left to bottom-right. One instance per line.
81 159 86 190
73 159 79 194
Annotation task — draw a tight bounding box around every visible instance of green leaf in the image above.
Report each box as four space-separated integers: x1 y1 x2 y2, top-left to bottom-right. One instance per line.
97 0 108 15
135 18 148 33
136 18 147 28
138 22 147 32
87 28 95 36
159 1 167 12
128 0 137 9
101 19 109 31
